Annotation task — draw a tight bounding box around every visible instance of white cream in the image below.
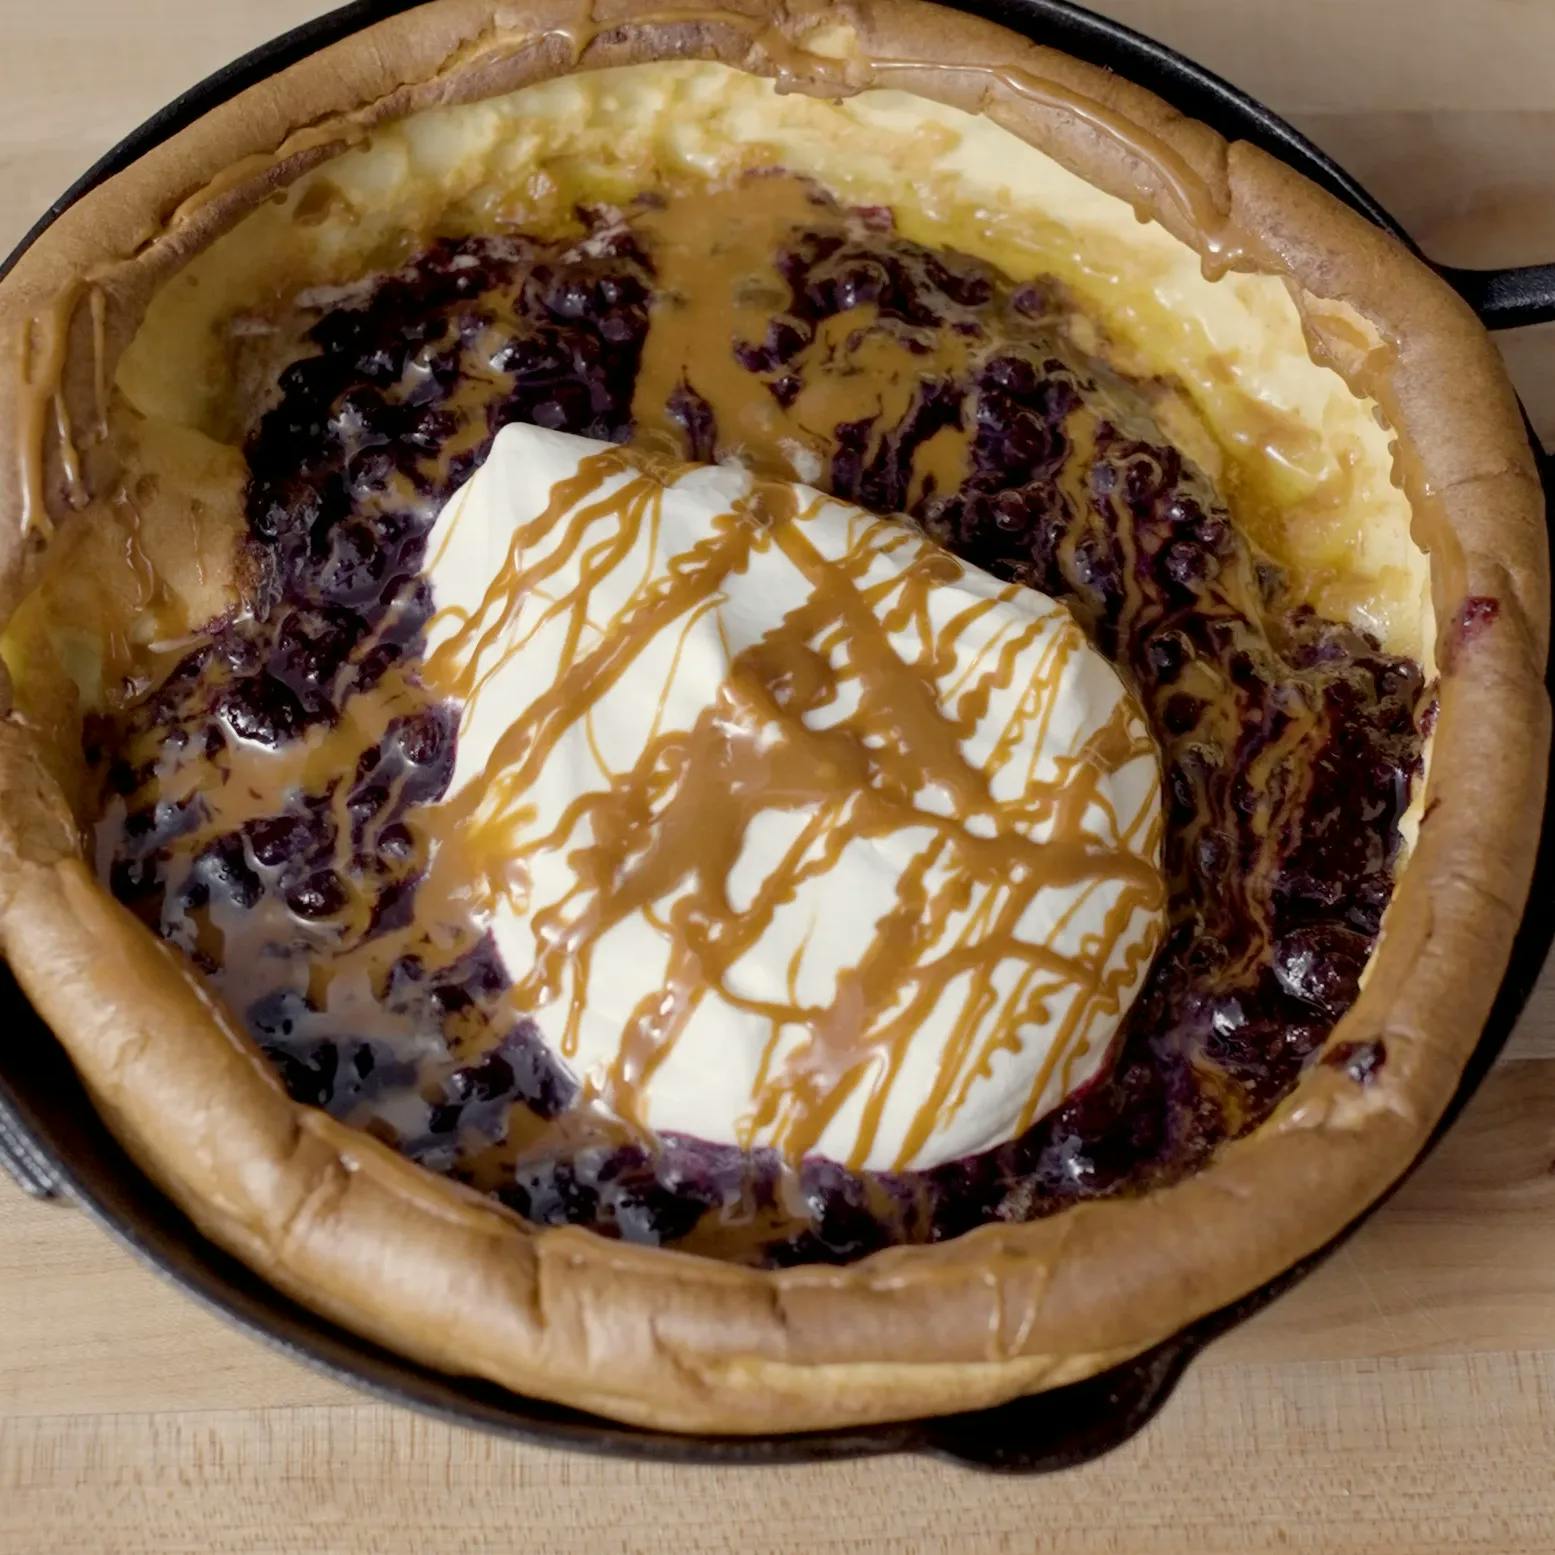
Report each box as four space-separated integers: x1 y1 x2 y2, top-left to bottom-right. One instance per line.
420 425 1164 1172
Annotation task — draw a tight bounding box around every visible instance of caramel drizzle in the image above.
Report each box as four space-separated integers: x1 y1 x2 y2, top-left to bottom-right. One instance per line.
624 173 980 496
413 444 1162 1171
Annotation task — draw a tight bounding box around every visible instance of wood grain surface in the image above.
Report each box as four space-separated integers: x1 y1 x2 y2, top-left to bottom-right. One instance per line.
1 3 1552 1551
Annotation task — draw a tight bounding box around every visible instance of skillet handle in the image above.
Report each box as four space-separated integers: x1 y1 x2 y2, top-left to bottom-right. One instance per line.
1441 263 1555 331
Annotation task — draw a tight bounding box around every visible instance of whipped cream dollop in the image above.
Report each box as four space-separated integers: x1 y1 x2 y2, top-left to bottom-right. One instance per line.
416 424 1165 1173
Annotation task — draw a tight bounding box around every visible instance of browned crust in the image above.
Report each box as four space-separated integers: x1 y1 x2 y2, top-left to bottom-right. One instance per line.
0 0 1547 1434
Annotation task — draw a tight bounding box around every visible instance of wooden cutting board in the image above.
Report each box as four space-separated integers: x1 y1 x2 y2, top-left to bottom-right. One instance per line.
1 3 1551 1551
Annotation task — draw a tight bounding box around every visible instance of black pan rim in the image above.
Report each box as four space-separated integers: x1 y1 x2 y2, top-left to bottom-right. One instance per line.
0 0 1550 1474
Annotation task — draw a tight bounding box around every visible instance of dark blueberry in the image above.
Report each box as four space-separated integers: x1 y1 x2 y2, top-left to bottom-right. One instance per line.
109 854 163 901
598 309 640 346
348 783 390 829
269 607 359 701
1143 630 1191 685
218 634 262 675
121 807 156 844
1161 692 1205 737
367 875 419 934
512 1162 600 1227
1227 649 1264 692
1272 923 1368 1016
500 1020 579 1119
989 490 1030 532
983 353 1037 398
355 342 407 383
432 984 472 1016
799 1162 892 1262
1195 829 1232 880
1033 374 1080 425
246 810 329 869
1256 560 1286 602
828 258 888 312
195 835 262 910
927 256 993 309
449 1051 515 1106
247 988 313 1040
1124 455 1167 511
492 335 567 381
545 274 595 319
315 519 390 604
353 641 400 693
393 709 449 767
760 372 798 408
1010 279 1055 317
765 316 811 361
404 404 457 454
285 869 349 920
530 385 590 432
1161 540 1214 589
397 726 457 809
1166 759 1201 821
105 756 141 797
606 1181 712 1247
1196 516 1231 554
217 679 305 748
262 1039 340 1110
427 1101 463 1135
377 823 415 862
1002 411 1061 470
1344 872 1393 937
347 447 396 495
385 955 425 1003
667 381 717 463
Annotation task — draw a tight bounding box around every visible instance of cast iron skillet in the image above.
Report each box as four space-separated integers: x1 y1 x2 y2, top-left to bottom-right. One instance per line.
1 0 1552 1473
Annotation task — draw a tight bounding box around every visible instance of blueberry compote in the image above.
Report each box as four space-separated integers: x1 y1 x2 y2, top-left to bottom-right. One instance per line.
96 176 1425 1266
